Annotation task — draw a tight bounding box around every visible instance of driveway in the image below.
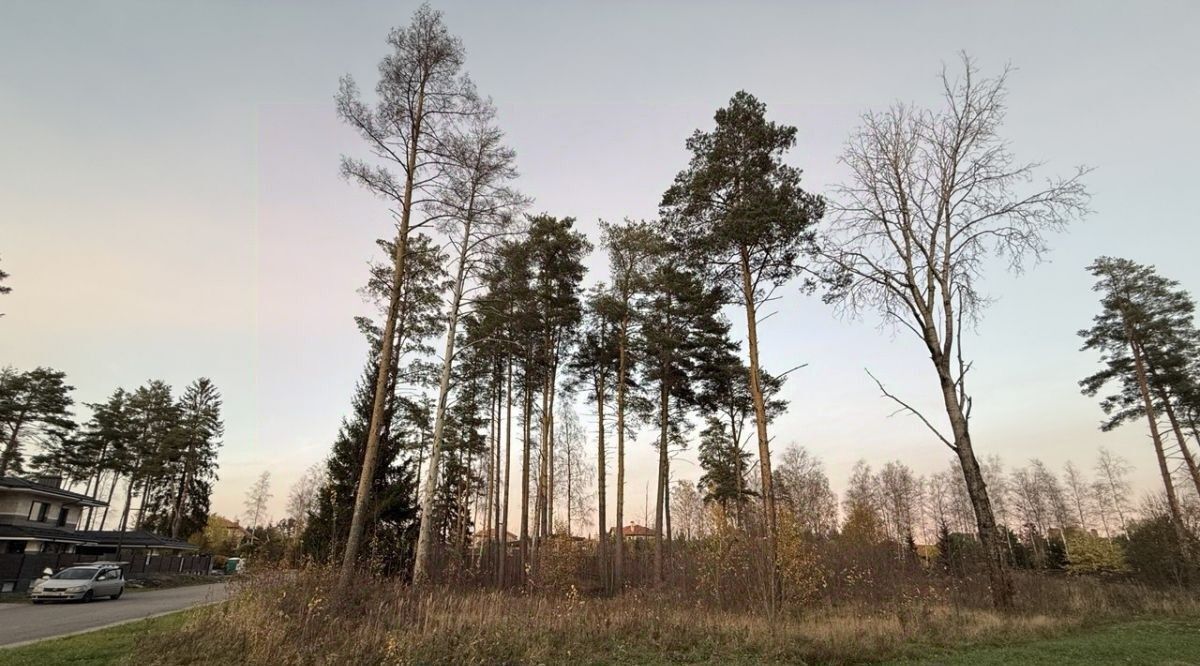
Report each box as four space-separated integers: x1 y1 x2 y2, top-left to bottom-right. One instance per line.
0 582 228 648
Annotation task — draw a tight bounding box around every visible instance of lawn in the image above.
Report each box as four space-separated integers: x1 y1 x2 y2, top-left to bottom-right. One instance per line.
0 612 186 666
884 618 1200 665
1 613 1197 665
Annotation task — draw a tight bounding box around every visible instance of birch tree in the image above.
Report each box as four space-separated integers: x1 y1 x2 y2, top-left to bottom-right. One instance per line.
820 56 1089 607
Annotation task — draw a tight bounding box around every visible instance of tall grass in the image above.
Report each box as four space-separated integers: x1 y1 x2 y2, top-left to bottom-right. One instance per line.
131 562 1199 665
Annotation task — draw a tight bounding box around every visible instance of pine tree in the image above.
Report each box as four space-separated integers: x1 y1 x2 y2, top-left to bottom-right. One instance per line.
1080 256 1200 570
660 91 824 606
600 219 660 590
336 3 481 585
568 285 622 587
0 366 76 477
637 253 732 583
412 108 524 584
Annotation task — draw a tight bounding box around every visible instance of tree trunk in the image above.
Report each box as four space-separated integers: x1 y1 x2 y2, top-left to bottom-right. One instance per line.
1152 382 1200 498
595 373 608 591
412 198 474 585
614 315 629 590
339 84 426 588
934 361 1014 608
520 372 532 577
1129 336 1194 570
654 373 668 585
499 355 513 586
738 247 777 609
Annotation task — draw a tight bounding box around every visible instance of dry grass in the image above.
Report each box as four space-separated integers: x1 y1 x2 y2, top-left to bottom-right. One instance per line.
127 566 1200 665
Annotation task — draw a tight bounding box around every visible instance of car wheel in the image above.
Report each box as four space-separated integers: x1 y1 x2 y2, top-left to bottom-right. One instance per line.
32 600 44 605
82 590 94 603
111 588 123 600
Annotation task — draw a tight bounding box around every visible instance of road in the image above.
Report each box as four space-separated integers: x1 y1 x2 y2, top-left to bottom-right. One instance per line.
0 582 228 648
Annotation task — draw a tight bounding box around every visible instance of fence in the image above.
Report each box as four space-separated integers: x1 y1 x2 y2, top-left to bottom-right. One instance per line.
0 552 213 592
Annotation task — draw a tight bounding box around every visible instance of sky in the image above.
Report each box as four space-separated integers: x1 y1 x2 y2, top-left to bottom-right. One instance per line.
2 1 1199 531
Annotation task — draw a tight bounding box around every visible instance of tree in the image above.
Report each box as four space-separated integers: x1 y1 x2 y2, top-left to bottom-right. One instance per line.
0 367 76 477
1094 447 1132 535
660 91 825 606
637 252 732 583
670 480 706 541
1062 461 1093 532
1080 257 1200 570
117 381 179 545
244 472 273 532
698 420 755 512
568 285 621 583
525 215 589 555
335 3 482 585
876 460 922 557
820 56 1089 607
411 107 524 584
144 378 222 539
286 463 324 558
773 445 838 538
601 219 661 590
841 460 882 544
696 351 787 527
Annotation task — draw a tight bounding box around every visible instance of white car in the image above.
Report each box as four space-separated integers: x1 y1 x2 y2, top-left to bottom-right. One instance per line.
29 564 126 603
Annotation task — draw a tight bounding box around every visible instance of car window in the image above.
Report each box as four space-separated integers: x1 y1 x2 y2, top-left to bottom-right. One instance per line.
50 568 97 580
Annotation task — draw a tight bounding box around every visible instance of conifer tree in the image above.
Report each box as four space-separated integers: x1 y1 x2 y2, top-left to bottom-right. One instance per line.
335 3 482 584
0 366 76 477
1080 256 1200 569
660 91 824 606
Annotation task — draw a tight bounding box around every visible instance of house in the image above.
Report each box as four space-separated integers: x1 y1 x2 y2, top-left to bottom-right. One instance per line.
608 523 655 538
474 529 519 546
0 476 106 554
1 476 208 593
0 476 196 556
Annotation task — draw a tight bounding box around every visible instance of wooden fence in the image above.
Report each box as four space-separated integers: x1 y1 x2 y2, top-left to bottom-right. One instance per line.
0 552 213 592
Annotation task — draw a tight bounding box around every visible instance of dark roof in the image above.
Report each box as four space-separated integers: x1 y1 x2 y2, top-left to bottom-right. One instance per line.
0 524 92 543
74 530 197 551
0 477 107 507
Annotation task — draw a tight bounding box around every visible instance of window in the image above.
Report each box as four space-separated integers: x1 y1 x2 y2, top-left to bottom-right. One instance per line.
56 507 69 527
28 501 50 522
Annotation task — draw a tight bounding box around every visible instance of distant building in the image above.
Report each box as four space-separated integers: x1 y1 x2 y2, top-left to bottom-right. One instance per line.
608 523 655 538
474 529 519 546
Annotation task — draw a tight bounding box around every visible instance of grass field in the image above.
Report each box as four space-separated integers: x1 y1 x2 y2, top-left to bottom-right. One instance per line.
0 612 186 666
1 613 1197 665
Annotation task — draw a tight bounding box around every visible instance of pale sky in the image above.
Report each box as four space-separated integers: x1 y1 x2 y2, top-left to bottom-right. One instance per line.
2 1 1199 530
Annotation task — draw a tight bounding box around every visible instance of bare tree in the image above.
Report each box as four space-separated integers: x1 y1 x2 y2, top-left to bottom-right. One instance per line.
876 460 922 556
244 471 273 533
1062 461 1093 531
1094 446 1132 534
774 445 838 538
820 55 1089 607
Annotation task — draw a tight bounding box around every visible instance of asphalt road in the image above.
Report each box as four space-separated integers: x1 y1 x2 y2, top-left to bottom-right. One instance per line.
0 582 228 648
